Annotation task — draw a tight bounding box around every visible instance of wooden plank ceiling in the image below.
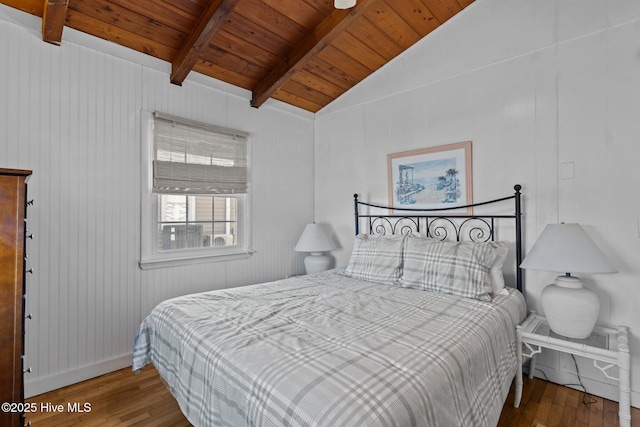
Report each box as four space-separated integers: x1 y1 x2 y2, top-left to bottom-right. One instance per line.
2 0 474 112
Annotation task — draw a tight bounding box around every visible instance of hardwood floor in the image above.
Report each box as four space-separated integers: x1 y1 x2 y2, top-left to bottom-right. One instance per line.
498 376 640 427
26 366 190 427
25 366 639 426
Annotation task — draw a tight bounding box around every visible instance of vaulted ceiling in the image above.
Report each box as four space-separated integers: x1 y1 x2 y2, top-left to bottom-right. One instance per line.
2 0 474 112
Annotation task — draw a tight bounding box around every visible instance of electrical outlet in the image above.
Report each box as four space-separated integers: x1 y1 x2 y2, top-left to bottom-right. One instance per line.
560 162 575 179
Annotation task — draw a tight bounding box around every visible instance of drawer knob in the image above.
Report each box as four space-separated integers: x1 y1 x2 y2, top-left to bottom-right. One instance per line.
24 367 32 374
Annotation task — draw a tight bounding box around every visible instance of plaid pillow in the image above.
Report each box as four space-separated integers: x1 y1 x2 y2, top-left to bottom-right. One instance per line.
399 236 498 301
343 234 405 285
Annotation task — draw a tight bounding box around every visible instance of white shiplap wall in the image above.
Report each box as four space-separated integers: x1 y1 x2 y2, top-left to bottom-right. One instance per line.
314 0 640 407
0 6 315 397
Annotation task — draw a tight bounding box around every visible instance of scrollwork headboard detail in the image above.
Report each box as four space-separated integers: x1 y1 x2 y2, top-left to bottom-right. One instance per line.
353 185 524 293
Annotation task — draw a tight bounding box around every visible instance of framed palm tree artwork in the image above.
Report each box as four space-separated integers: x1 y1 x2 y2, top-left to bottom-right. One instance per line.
387 141 473 213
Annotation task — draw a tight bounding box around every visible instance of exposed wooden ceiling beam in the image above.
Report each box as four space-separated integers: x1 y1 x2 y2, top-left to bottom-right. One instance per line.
42 0 69 45
171 0 241 86
250 0 375 109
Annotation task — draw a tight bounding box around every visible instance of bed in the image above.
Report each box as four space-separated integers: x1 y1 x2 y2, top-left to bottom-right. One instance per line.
133 185 527 427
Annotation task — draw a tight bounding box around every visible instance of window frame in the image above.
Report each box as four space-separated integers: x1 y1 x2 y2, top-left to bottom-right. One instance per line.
139 111 252 270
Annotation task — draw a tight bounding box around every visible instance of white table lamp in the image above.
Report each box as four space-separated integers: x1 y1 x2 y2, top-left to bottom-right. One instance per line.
520 223 617 339
295 223 336 274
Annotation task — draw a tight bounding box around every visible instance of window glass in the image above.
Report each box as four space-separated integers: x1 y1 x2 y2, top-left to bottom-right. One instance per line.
156 195 238 251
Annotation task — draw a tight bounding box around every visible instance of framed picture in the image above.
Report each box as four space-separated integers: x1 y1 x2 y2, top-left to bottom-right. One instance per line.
387 141 473 213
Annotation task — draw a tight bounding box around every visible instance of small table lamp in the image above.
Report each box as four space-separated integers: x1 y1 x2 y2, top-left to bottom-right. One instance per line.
295 223 336 274
520 223 617 339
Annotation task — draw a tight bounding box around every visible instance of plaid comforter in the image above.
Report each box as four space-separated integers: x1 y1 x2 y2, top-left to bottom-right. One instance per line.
132 270 526 427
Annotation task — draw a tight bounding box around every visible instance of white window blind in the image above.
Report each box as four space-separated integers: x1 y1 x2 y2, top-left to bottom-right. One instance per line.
153 113 248 195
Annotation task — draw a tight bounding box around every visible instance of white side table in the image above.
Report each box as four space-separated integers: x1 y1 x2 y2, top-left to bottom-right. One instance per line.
514 311 631 427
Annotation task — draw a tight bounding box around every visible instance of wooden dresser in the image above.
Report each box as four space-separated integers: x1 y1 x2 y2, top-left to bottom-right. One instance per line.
0 168 32 427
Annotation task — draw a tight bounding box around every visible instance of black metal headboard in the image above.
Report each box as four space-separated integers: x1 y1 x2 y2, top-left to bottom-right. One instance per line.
354 184 523 293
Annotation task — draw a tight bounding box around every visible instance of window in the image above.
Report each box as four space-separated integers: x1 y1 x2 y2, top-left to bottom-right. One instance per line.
140 112 251 269
158 195 238 249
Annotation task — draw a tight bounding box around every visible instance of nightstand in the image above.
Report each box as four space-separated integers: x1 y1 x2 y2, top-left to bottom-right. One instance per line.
514 311 631 427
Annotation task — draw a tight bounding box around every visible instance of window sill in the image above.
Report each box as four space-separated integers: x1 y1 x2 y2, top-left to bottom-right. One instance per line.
139 250 254 270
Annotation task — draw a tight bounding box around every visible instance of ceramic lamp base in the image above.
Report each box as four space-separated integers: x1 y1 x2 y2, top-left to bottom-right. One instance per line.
304 253 330 274
541 275 599 339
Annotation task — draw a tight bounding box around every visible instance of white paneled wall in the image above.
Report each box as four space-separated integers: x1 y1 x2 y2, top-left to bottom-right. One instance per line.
0 6 314 397
315 0 640 407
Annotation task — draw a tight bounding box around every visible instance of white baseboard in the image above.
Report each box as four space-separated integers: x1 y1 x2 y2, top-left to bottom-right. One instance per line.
24 353 132 398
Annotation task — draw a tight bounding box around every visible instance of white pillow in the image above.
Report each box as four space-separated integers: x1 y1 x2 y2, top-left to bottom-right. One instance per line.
343 234 405 285
490 244 509 295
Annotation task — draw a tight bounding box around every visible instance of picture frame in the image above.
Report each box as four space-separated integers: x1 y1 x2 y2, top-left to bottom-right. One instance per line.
387 141 473 213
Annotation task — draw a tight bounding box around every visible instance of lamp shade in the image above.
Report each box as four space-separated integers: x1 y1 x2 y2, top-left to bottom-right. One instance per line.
334 0 356 9
294 223 336 253
520 223 616 274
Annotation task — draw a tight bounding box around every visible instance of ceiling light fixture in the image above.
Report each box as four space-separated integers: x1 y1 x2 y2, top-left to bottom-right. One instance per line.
334 0 356 9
